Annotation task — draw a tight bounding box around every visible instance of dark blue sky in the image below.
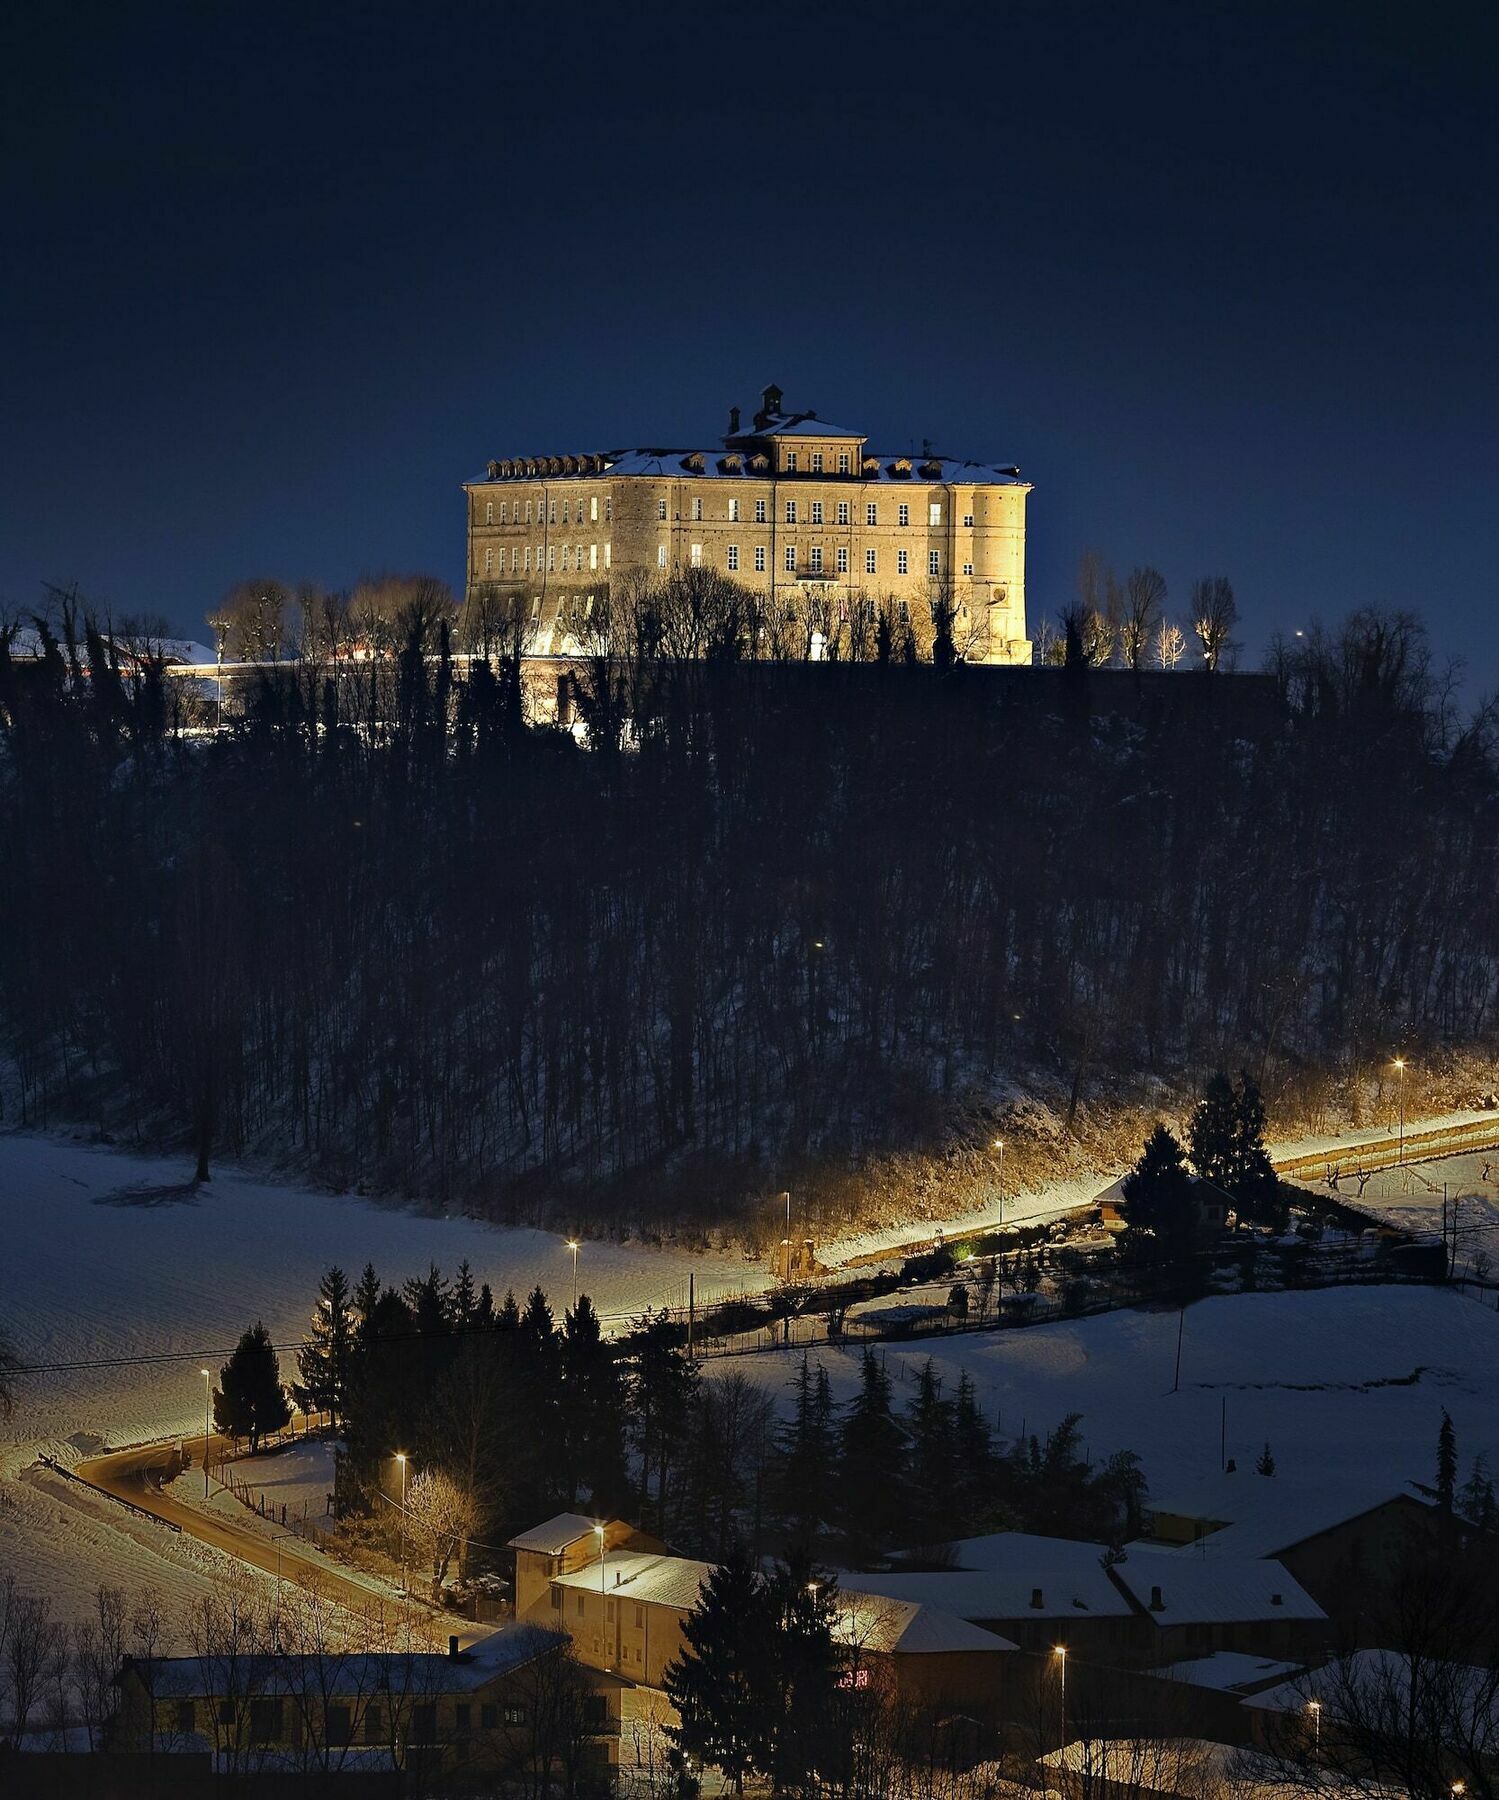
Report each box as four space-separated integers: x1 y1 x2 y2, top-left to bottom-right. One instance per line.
5 1 1497 679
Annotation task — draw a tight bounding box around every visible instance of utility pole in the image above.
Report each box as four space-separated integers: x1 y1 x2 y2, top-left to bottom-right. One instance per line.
688 1273 695 1361
1172 1305 1186 1393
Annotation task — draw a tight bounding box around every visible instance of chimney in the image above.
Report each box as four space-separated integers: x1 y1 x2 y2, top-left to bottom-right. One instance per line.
727 405 741 435
448 1634 461 1660
1030 1588 1044 1610
1271 1593 1283 1606
1149 1585 1164 1611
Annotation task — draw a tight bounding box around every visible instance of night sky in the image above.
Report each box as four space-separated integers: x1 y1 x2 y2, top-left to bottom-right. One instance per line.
5 1 1497 680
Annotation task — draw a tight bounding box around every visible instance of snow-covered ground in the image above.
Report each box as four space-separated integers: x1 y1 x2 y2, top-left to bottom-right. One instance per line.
818 1171 1104 1264
0 1130 770 1624
722 1285 1499 1515
206 1438 339 1535
1355 1150 1499 1272
1269 1107 1499 1164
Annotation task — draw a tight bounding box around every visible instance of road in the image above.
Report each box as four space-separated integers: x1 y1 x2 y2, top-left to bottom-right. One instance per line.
72 1432 478 1638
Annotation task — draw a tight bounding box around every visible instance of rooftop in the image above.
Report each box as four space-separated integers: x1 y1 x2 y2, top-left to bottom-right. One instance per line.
468 450 1026 487
1142 1477 1426 1559
1152 1652 1307 1695
508 1512 606 1555
1111 1550 1326 1624
843 1554 1135 1623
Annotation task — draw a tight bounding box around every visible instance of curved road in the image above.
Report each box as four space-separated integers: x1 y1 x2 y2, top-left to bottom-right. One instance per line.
72 1433 478 1639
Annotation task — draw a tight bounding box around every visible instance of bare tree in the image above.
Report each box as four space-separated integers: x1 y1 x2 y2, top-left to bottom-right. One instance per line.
1191 575 1239 670
405 1467 480 1602
1120 566 1168 672
1153 617 1187 669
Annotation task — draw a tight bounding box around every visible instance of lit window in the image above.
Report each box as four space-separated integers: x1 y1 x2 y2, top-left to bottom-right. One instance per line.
785 500 797 523
728 497 740 522
928 550 940 576
929 502 942 526
549 500 558 523
810 546 823 572
897 549 908 574
483 548 493 574
511 547 518 571
755 499 767 523
837 546 849 573
784 545 797 572
786 452 798 472
866 502 877 525
658 545 667 568
590 544 598 570
604 543 611 568
692 497 703 521
865 548 877 575
962 561 974 575
561 546 570 570
562 499 571 524
811 451 823 473
963 512 974 528
590 495 599 522
811 501 823 525
727 544 739 571
657 498 668 520
485 501 493 523
839 452 851 474
837 501 849 525
526 501 533 523
898 503 909 527
547 545 556 570
754 546 766 571
525 547 532 571
690 543 702 567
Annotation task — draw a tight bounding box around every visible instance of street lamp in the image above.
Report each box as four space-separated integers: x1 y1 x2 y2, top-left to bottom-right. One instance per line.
200 1369 212 1499
994 1138 1005 1227
395 1453 408 1597
1308 1699 1321 1755
567 1240 580 1312
1393 1058 1407 1164
1054 1644 1067 1747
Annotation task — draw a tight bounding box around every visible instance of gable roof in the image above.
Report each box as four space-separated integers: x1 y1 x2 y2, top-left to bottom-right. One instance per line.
751 415 867 439
508 1513 603 1555
1152 1652 1306 1695
844 1558 1134 1622
1111 1551 1325 1624
1143 1478 1428 1559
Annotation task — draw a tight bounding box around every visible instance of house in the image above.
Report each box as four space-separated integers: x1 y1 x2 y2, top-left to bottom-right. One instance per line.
113 1625 580 1777
1108 1549 1328 1665
512 1516 1017 1723
1137 1477 1443 1634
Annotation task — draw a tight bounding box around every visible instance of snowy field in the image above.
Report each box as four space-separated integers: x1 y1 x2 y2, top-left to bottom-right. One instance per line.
1355 1151 1499 1272
0 1130 769 1625
724 1285 1499 1517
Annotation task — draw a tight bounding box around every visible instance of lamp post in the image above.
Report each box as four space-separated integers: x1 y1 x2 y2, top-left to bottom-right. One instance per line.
567 1240 580 1313
1054 1644 1067 1749
1308 1700 1321 1756
395 1453 408 1597
200 1369 212 1499
994 1138 1005 1227
1393 1058 1407 1164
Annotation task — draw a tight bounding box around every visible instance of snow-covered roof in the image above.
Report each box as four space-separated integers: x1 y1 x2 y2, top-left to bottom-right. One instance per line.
509 1513 605 1555
1142 1476 1426 1559
468 451 1027 487
555 1550 713 1612
1111 1551 1325 1624
751 416 867 439
843 1558 1134 1622
1241 1648 1499 1725
1152 1653 1307 1695
127 1625 564 1698
550 1553 1014 1654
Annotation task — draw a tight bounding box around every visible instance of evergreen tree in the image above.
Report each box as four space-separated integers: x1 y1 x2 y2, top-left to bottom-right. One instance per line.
1229 1073 1284 1226
1438 1409 1458 1514
664 1544 773 1794
295 1265 353 1425
627 1313 699 1537
774 1356 838 1550
353 1263 382 1341
495 1288 521 1332
764 1548 841 1795
906 1362 958 1545
1187 1073 1239 1190
1459 1455 1497 1532
951 1371 996 1527
1122 1124 1196 1258
560 1294 628 1509
452 1260 479 1329
214 1321 292 1452
838 1350 906 1560
404 1262 452 1335
1256 1441 1276 1476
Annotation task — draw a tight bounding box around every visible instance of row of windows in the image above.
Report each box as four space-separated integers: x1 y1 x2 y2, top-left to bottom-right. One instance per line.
483 496 609 526
481 543 612 576
783 450 855 474
659 498 954 528
671 544 940 577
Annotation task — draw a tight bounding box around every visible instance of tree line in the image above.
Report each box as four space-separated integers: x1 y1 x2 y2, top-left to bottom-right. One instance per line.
279 1262 1147 1576
2 592 1497 1233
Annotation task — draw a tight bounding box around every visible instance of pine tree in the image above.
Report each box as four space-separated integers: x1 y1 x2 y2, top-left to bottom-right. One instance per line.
1122 1124 1196 1257
1459 1455 1497 1532
404 1263 452 1335
906 1361 958 1544
627 1313 698 1536
295 1265 353 1425
1438 1410 1458 1514
560 1294 628 1508
1256 1441 1276 1476
353 1263 382 1341
664 1544 773 1794
496 1288 520 1332
839 1349 906 1560
1187 1073 1239 1190
214 1321 292 1452
775 1356 839 1550
1229 1073 1284 1226
452 1260 478 1329
952 1371 996 1528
